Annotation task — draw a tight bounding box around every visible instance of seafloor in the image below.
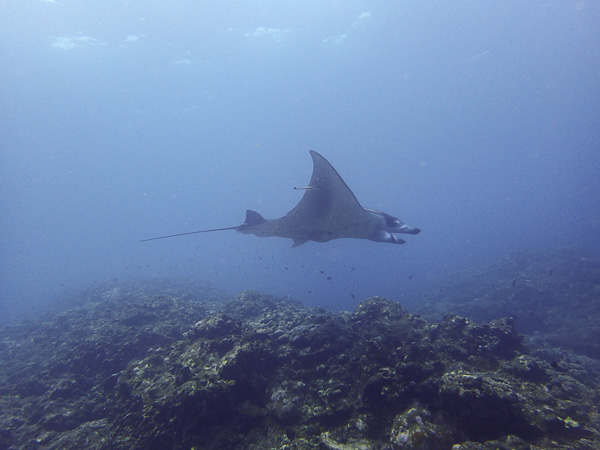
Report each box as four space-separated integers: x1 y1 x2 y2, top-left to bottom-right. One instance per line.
0 249 599 449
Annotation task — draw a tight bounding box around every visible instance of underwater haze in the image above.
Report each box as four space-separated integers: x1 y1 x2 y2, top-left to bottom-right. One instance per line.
1 1 599 323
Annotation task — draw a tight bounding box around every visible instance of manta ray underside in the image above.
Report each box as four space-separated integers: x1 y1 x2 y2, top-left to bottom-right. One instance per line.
141 150 421 246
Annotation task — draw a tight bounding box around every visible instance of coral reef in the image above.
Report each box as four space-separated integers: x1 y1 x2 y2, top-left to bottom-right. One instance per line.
416 248 600 360
1 277 599 448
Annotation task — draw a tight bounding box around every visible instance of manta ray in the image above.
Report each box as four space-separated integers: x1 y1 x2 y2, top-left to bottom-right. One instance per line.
141 150 420 246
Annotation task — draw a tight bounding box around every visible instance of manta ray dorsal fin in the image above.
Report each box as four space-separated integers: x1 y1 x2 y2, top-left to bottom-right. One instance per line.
277 151 370 241
244 209 266 227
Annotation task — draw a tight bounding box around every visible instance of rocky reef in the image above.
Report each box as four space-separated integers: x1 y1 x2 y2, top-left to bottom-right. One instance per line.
416 248 600 360
1 275 599 448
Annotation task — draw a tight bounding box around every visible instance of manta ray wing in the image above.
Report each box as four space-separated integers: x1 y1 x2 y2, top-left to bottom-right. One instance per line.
260 151 374 244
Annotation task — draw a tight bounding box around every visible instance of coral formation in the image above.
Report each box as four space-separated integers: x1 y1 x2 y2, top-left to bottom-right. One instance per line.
1 269 599 448
416 249 600 359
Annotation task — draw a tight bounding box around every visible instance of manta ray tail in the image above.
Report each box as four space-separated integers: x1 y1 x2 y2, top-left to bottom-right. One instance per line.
140 210 266 242
139 225 241 242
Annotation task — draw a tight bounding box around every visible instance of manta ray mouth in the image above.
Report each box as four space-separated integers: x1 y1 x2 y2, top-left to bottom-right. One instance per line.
372 231 406 245
389 233 407 245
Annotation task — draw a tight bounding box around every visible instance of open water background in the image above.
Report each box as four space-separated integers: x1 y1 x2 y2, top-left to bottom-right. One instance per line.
1 1 599 322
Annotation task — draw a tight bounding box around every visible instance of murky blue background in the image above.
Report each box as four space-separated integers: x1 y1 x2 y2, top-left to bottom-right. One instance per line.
2 1 599 322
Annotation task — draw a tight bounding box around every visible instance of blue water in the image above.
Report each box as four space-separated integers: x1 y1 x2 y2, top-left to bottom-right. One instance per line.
1 1 599 323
